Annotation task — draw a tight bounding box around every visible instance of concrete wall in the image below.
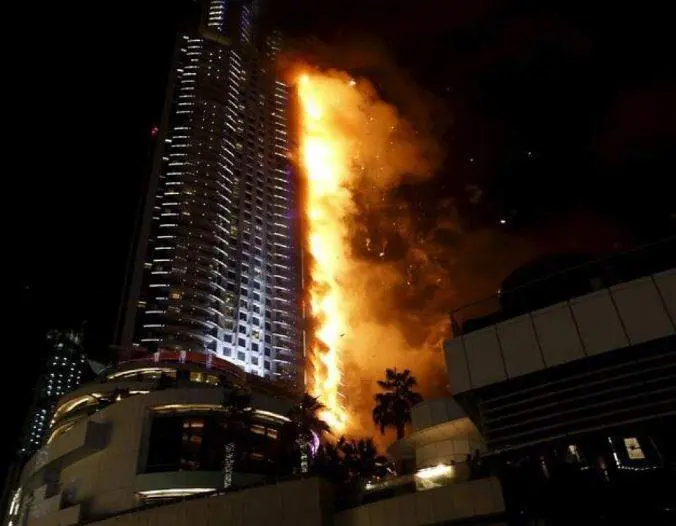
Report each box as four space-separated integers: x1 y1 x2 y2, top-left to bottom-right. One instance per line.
335 477 504 526
63 477 503 526
20 386 294 526
445 270 676 394
411 399 465 432
416 434 483 468
89 478 332 526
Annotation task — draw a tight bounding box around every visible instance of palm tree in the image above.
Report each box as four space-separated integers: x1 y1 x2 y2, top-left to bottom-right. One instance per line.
313 436 389 497
287 393 331 437
340 437 389 487
312 439 347 484
372 368 423 439
286 393 331 473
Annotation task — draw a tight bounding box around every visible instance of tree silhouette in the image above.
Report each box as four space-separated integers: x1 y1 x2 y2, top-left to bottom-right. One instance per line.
341 437 389 487
286 393 331 473
313 436 388 489
287 393 331 437
372 368 423 439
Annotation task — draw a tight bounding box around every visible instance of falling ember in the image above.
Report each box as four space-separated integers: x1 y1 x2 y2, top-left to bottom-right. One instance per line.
297 72 351 433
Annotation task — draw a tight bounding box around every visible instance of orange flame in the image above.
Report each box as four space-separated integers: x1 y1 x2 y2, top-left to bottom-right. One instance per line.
297 73 351 433
295 68 444 441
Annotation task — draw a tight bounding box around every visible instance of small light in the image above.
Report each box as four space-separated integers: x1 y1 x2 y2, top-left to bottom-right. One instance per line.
499 218 507 225
415 464 454 479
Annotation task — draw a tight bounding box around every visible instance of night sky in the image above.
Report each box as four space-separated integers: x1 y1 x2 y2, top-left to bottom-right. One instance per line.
4 0 674 466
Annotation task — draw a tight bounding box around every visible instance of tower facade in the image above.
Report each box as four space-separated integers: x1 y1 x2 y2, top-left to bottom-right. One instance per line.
19 329 87 455
118 0 301 384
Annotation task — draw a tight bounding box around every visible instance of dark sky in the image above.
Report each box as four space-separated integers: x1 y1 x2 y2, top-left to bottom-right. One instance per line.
4 0 674 464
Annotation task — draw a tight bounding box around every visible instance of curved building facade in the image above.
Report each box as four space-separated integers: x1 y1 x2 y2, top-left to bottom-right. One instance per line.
8 353 297 526
117 0 302 385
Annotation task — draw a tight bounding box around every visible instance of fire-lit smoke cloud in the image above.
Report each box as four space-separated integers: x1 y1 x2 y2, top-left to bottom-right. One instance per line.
294 68 447 440
287 40 626 445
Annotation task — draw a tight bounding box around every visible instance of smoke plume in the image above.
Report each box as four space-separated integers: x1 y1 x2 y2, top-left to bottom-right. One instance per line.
285 39 624 446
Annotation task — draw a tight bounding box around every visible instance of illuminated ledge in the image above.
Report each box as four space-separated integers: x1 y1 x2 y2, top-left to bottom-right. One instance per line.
107 367 176 380
148 404 290 423
253 409 290 423
150 403 225 413
135 471 224 496
135 471 268 496
137 488 215 499
416 463 454 480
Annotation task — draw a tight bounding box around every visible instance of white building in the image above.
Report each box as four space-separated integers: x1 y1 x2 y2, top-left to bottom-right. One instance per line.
117 0 301 384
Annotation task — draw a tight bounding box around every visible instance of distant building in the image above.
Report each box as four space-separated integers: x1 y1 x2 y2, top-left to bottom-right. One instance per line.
116 0 302 385
18 329 87 457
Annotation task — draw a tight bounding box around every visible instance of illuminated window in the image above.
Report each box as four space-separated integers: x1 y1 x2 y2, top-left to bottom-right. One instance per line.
624 438 646 460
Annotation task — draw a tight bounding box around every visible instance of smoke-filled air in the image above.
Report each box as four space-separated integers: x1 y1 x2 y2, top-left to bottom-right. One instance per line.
294 69 448 440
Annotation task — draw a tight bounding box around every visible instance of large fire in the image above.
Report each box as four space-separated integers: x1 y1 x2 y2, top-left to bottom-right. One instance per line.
297 73 351 432
295 69 446 438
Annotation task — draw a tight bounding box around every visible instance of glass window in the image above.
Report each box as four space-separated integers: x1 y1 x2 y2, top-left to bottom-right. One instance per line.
624 438 646 460
251 424 266 435
237 352 246 361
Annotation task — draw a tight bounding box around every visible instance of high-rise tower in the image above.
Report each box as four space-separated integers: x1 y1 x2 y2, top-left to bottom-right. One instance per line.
19 329 87 456
117 0 301 384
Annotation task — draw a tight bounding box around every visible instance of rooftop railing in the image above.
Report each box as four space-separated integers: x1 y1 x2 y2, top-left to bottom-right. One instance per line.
450 237 675 337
